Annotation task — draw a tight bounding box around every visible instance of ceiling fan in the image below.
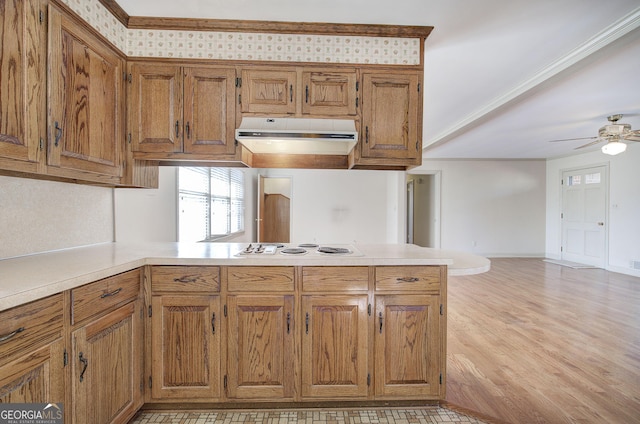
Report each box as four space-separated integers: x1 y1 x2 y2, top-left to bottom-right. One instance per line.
549 114 640 155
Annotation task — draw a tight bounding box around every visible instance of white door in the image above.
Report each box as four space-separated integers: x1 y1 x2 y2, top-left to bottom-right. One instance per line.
561 166 607 267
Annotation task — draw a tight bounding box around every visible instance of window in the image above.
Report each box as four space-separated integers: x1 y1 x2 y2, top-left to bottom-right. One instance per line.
178 167 245 242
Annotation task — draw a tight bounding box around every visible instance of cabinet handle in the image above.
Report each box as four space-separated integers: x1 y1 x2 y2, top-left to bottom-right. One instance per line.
79 352 88 382
0 327 25 343
175 120 180 138
305 85 309 103
379 312 383 333
396 277 420 283
211 312 216 334
290 84 293 103
286 312 291 334
305 312 309 334
54 121 63 147
100 287 122 298
173 276 197 284
186 122 191 139
365 126 369 144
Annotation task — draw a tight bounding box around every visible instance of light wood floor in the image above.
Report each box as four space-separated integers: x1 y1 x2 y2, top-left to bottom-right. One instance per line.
446 258 640 424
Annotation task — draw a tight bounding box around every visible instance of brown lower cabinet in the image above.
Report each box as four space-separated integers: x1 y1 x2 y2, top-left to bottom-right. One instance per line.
69 269 143 424
0 263 445 422
148 264 445 405
0 294 65 407
0 270 143 424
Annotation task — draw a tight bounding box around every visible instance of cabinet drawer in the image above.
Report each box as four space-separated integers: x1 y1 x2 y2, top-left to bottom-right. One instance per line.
0 294 63 363
227 267 294 292
302 267 369 292
152 266 220 293
375 266 441 292
71 269 140 325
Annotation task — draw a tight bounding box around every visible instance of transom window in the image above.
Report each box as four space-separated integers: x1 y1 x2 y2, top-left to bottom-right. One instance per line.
178 167 245 242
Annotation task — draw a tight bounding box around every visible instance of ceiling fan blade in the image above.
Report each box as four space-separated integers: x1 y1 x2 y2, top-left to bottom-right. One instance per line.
575 139 604 149
548 136 598 143
624 130 640 142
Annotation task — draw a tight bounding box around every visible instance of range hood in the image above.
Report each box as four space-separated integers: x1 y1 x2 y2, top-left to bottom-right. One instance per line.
235 117 358 155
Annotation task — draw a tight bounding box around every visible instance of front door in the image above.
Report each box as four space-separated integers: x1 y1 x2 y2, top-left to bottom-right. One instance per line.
561 165 607 267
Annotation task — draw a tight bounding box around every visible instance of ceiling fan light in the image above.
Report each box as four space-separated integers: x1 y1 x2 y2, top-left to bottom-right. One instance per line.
601 140 627 155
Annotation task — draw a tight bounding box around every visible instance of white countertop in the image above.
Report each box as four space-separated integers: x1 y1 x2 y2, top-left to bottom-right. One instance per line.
0 242 490 311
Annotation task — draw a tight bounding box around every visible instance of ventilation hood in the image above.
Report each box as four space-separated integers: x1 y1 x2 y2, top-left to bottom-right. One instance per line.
235 117 358 155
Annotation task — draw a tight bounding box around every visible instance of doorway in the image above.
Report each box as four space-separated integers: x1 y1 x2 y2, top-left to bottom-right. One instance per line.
561 165 608 267
258 175 292 243
406 173 441 248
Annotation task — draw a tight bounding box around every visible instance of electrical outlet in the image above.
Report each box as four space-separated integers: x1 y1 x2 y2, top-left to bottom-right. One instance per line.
631 260 640 270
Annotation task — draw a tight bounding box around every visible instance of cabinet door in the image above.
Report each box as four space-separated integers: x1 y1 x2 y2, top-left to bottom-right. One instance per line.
48 6 123 181
72 301 143 424
0 339 65 406
183 67 237 155
361 72 421 160
241 69 297 114
151 295 221 399
0 0 46 170
302 69 357 116
301 295 369 399
227 295 295 399
374 295 441 398
129 63 183 153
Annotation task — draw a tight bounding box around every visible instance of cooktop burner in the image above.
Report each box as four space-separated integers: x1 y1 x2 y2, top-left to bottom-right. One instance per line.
280 247 308 255
317 246 352 254
298 243 319 248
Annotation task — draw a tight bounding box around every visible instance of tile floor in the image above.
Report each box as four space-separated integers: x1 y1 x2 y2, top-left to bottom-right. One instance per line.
129 406 488 423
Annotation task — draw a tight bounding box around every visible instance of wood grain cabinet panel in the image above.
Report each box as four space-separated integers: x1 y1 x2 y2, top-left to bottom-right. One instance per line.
150 295 221 400
227 295 295 400
0 0 46 172
183 67 237 155
0 292 64 411
129 63 183 153
0 340 65 406
301 69 358 116
71 300 143 424
360 72 421 163
0 294 63 362
374 294 442 398
71 269 141 325
227 266 294 292
240 68 297 114
151 266 220 293
130 63 237 158
301 295 369 399
302 266 369 292
375 266 441 292
48 5 124 183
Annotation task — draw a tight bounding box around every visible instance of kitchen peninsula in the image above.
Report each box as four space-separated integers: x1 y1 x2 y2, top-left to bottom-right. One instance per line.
0 243 488 423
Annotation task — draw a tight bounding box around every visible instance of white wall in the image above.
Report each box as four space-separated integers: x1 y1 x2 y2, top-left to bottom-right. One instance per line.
546 143 640 277
114 167 178 242
411 160 547 257
0 175 114 259
260 169 398 244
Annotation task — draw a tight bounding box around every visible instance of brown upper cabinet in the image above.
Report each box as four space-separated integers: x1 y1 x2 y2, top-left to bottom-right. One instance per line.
359 71 422 165
240 67 358 118
47 4 125 184
129 63 237 157
0 0 47 174
240 68 297 115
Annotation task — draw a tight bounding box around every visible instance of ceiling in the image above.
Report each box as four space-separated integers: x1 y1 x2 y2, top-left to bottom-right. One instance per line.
116 0 640 160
